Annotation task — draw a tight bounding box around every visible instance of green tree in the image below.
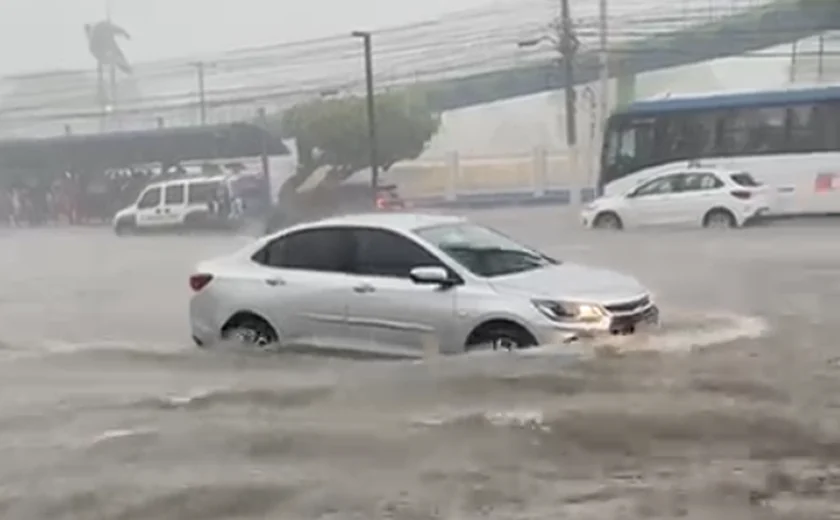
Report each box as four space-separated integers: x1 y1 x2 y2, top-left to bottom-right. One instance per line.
273 91 441 199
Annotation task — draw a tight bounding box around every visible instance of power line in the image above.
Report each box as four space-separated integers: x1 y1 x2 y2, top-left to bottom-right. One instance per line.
0 0 811 132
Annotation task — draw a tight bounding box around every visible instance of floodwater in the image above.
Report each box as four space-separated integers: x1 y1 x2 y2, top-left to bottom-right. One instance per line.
1 208 840 519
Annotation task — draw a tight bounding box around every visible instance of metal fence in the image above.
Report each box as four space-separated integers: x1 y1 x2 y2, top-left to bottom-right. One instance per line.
391 149 597 206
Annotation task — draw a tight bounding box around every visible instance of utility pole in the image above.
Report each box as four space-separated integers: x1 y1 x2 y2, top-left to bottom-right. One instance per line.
516 2 579 170
190 61 209 125
557 0 579 172
352 31 379 196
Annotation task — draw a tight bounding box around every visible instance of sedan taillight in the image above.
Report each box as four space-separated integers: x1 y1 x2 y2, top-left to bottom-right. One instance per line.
731 190 752 200
189 273 213 292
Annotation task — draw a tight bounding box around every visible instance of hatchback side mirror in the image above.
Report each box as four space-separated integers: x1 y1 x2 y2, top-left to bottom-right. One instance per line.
409 266 451 285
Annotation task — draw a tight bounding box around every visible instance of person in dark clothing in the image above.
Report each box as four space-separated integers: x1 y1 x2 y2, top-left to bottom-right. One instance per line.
85 21 132 74
215 183 231 220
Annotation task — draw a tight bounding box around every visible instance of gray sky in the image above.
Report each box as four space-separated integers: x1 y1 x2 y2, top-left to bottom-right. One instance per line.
1 0 501 74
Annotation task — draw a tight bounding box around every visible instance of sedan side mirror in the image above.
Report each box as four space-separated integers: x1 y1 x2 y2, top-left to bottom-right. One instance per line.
410 266 451 285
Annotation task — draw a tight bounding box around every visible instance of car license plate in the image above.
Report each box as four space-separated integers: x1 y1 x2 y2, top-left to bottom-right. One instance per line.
636 306 660 331
611 306 659 334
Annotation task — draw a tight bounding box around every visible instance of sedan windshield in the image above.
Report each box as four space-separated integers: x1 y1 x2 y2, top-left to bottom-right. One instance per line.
415 223 556 277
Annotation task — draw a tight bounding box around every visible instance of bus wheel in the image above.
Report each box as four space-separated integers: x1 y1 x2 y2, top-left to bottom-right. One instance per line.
703 209 736 229
593 212 623 230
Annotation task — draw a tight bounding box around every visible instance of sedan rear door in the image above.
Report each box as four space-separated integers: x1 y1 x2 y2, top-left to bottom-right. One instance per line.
251 227 358 351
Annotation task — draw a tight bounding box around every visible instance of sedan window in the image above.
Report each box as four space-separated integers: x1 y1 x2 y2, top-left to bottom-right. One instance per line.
254 227 351 272
350 228 442 278
416 223 554 278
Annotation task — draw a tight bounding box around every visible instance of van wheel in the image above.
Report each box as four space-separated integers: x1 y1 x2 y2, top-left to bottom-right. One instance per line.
114 218 135 236
183 213 205 230
593 211 623 230
703 209 736 229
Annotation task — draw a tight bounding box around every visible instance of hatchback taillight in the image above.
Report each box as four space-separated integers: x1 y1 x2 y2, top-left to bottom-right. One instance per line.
189 273 213 292
731 190 752 200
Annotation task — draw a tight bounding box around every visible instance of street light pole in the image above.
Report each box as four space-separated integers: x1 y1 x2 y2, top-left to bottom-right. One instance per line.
352 30 379 195
597 0 609 136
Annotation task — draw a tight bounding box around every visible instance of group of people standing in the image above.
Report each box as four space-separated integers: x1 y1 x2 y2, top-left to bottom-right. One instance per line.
0 181 78 227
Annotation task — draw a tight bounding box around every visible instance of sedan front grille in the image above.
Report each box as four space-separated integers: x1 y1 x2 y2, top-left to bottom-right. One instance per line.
605 296 650 313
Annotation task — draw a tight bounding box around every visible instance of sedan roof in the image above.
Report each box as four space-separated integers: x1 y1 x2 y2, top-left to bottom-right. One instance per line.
313 212 465 232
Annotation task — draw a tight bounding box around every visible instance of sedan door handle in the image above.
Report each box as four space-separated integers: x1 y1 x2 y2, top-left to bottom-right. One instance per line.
265 278 285 286
353 284 375 294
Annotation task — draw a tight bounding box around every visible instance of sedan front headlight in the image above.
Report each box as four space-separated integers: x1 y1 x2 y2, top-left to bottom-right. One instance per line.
532 300 606 322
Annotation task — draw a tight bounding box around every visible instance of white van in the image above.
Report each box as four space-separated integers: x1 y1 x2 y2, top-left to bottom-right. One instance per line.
113 176 230 235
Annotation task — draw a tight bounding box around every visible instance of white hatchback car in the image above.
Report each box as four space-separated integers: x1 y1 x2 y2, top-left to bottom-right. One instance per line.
581 168 771 230
189 213 658 358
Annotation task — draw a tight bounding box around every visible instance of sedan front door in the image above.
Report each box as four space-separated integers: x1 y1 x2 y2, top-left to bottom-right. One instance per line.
344 227 459 357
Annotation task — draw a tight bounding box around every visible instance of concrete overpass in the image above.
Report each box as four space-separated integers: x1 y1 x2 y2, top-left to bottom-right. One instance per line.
423 0 840 111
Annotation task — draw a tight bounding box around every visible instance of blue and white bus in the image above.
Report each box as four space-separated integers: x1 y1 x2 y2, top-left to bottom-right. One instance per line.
599 85 840 215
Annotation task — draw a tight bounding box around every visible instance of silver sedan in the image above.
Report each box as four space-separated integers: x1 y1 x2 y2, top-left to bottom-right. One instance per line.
189 213 658 357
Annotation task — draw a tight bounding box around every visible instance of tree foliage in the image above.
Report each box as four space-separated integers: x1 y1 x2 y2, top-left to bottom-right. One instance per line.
273 91 440 197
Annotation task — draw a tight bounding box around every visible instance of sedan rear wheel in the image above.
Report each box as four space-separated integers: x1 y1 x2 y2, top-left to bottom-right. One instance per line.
221 316 278 350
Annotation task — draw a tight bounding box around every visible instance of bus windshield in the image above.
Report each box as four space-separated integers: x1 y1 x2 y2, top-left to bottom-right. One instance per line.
600 88 840 188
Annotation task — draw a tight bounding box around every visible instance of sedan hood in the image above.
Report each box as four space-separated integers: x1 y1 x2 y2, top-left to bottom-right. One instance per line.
488 262 648 304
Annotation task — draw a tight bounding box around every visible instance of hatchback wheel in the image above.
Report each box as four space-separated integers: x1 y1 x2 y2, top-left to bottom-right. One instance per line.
114 218 136 236
704 209 736 229
593 212 623 230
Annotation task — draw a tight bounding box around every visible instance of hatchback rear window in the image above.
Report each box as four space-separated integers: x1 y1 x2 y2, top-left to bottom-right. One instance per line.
730 173 761 187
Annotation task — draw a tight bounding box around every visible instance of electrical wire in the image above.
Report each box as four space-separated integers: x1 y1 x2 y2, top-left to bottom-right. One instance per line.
0 0 808 134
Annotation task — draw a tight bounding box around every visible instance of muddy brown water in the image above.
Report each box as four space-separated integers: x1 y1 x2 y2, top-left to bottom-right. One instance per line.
1 210 839 519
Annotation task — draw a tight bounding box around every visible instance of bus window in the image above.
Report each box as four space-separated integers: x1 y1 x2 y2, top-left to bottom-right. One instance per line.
720 107 786 155
661 113 719 161
819 102 840 151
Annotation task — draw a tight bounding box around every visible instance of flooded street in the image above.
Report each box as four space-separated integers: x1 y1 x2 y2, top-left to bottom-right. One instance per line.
2 208 840 519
